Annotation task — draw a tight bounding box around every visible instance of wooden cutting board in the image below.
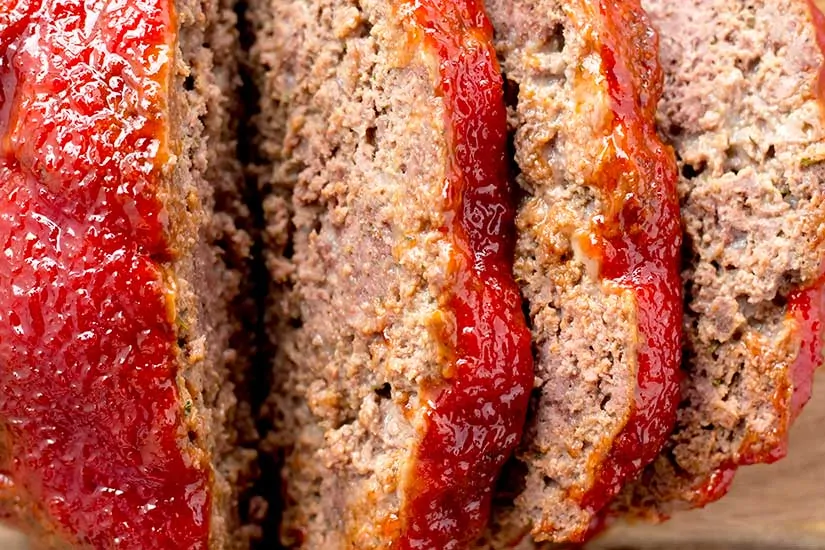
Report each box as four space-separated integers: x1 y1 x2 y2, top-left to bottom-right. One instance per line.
0 526 25 549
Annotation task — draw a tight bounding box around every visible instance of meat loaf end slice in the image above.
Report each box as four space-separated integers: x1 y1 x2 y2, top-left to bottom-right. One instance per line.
0 1 257 547
616 0 825 515
480 0 683 543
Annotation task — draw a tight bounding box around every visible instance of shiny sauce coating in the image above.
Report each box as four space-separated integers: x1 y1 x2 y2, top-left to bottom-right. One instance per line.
788 266 824 422
797 2 825 428
575 0 683 517
0 1 209 548
394 1 534 547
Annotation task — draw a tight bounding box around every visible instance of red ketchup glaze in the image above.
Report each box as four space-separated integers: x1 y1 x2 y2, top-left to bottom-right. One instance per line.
800 0 825 428
394 1 534 548
576 0 683 519
691 462 738 507
0 2 210 549
787 270 825 422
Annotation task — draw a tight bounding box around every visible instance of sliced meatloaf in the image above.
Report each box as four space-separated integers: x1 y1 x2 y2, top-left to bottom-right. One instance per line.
0 0 258 547
616 0 825 515
250 0 533 547
480 0 683 543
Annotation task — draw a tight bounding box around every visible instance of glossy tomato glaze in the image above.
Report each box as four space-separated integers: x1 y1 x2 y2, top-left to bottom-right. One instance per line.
788 270 825 421
797 1 825 426
576 0 682 519
393 1 533 548
0 2 210 548
688 2 825 506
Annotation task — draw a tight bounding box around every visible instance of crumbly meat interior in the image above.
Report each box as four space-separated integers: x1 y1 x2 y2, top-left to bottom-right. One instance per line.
479 0 648 542
171 0 260 546
248 0 462 546
617 0 825 513
6 0 823 547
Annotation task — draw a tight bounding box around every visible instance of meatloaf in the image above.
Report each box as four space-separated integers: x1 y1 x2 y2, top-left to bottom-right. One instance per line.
250 0 534 547
477 0 683 543
615 0 825 515
0 0 258 547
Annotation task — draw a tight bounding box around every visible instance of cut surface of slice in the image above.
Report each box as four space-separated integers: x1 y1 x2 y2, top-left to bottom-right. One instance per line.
615 0 825 515
0 0 256 547
250 0 531 547
480 0 682 542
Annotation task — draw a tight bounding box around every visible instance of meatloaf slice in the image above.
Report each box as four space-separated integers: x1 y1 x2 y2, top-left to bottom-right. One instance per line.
250 0 533 547
0 0 258 547
616 0 825 515
480 0 683 543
